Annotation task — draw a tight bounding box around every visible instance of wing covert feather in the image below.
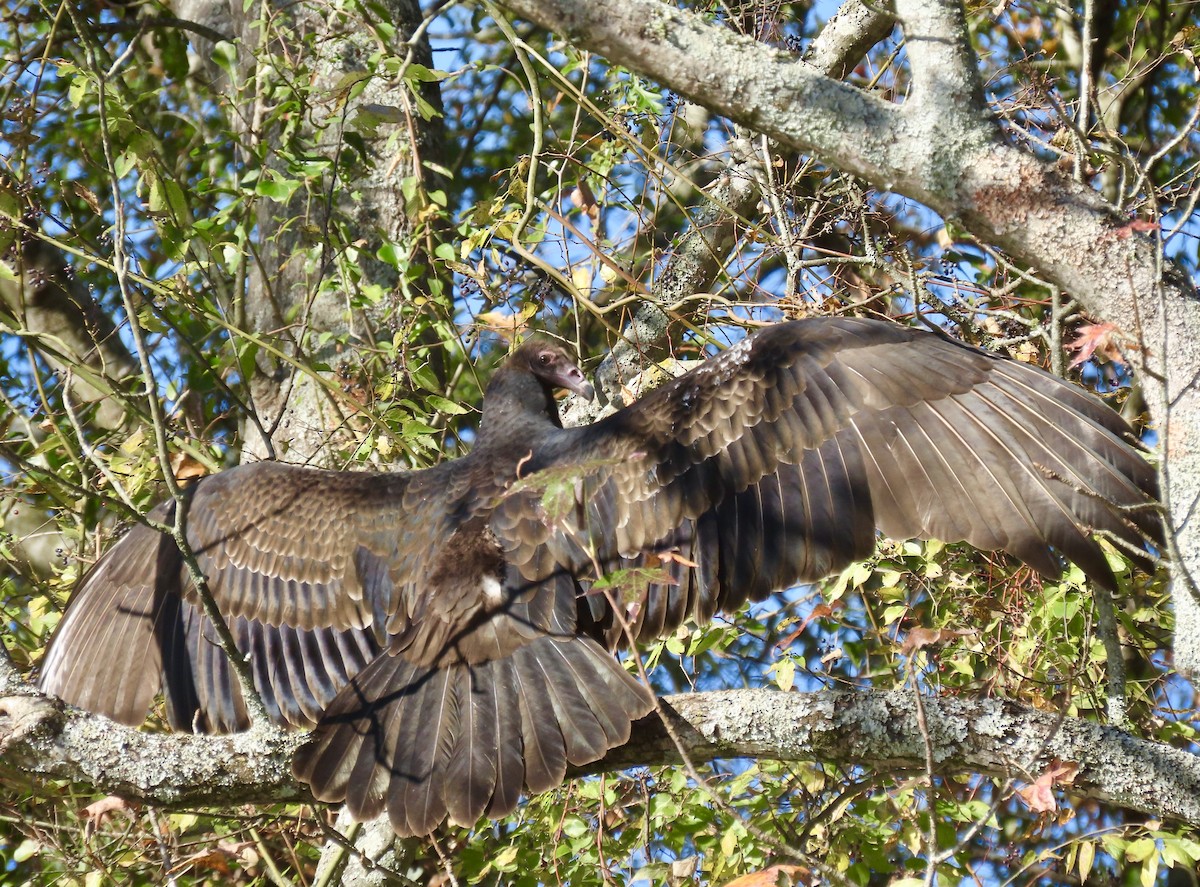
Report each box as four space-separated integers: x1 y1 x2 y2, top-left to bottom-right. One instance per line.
180 461 452 634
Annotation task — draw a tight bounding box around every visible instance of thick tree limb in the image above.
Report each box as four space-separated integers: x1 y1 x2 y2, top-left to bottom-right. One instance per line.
5 687 1200 826
803 0 895 78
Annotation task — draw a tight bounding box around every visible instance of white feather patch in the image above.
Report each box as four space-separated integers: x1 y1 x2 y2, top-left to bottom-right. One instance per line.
481 575 504 603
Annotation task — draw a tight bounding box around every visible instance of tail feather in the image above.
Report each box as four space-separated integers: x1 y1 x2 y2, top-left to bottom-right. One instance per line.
512 657 567 794
346 656 420 823
295 634 654 836
544 640 643 746
396 664 455 836
526 645 611 764
485 657 524 818
444 661 498 827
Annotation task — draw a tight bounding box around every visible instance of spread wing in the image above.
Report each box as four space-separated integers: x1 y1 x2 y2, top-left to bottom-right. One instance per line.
493 318 1161 646
39 461 457 730
40 454 656 834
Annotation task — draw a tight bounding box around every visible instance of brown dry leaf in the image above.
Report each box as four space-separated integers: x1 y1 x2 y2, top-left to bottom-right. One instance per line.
819 646 843 665
1067 322 1122 368
722 864 813 887
569 179 599 226
216 839 259 868
474 303 537 342
900 626 971 655
171 848 233 877
777 601 844 650
653 549 699 569
1112 218 1159 239
170 451 208 482
81 796 133 826
1016 758 1080 814
70 181 103 215
1016 779 1057 814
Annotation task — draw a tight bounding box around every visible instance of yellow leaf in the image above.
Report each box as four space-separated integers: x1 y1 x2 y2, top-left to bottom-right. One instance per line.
720 825 739 858
1077 841 1095 883
493 845 519 869
571 266 593 294
1140 853 1158 887
773 658 795 692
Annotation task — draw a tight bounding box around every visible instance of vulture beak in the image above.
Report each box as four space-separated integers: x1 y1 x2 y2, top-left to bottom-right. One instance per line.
557 364 595 402
567 371 596 402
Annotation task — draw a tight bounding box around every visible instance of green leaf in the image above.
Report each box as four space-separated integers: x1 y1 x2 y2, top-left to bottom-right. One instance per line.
212 40 238 77
1126 837 1157 862
426 394 468 416
376 241 402 269
255 173 301 203
403 63 450 83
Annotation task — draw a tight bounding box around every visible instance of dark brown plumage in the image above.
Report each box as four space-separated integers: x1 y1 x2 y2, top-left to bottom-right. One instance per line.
39 318 1161 835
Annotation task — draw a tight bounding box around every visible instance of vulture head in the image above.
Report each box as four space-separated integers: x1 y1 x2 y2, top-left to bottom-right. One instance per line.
37 317 1163 838
512 338 596 401
480 338 595 436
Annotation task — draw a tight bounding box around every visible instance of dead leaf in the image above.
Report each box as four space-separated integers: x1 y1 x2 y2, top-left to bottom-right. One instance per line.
569 179 599 226
819 646 843 665
70 182 103 215
1015 758 1079 814
171 848 233 876
652 549 699 569
170 451 208 482
474 303 537 342
81 796 134 826
900 626 972 655
217 839 259 868
722 864 813 887
670 856 699 883
1111 218 1159 239
1067 322 1122 368
776 601 844 650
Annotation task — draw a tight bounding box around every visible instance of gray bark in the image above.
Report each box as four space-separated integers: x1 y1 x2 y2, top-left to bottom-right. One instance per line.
5 685 1200 826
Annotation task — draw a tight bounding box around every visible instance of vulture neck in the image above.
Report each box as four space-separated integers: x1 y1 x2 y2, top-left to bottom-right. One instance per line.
477 364 562 450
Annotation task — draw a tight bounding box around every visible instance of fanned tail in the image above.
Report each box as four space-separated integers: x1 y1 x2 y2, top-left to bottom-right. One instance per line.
293 634 654 836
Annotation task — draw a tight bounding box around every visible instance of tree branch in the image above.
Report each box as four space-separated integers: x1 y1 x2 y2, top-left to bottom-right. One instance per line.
803 0 895 79
5 687 1200 826
0 237 138 432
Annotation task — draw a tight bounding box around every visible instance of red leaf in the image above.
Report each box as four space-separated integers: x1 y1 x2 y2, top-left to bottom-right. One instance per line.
1016 758 1079 814
1067 322 1122 368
